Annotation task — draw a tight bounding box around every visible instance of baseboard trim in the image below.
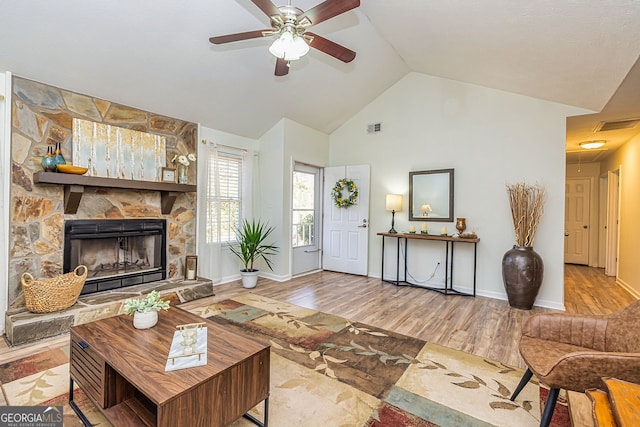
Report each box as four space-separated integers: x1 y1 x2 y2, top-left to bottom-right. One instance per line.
369 273 565 310
615 278 640 299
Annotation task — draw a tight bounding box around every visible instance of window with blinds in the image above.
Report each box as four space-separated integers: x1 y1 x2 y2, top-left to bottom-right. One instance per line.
206 150 242 243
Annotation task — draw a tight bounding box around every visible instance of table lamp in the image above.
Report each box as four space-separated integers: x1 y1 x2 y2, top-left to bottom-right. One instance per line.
421 203 432 217
385 194 403 234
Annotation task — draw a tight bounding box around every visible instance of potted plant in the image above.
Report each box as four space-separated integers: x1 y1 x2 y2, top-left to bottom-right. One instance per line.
502 182 546 310
123 290 170 329
229 219 279 289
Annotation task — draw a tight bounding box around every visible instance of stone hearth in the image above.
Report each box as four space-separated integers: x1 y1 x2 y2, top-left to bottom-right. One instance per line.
5 278 213 346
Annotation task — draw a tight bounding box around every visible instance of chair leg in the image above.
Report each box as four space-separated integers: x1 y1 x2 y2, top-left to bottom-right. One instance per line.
510 368 533 401
539 388 559 427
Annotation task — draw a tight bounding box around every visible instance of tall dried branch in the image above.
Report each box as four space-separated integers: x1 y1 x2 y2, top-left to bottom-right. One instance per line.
506 182 545 247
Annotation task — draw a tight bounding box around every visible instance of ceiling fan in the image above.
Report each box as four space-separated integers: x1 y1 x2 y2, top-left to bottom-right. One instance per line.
209 0 360 76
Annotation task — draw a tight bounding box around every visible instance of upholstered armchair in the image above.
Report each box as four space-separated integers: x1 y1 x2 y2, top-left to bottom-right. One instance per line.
510 300 640 427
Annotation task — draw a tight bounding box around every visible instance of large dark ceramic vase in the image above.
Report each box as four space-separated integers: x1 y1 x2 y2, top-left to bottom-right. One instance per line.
502 246 544 310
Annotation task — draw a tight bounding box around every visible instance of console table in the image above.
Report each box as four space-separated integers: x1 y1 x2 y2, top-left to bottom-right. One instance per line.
377 232 479 296
69 307 270 427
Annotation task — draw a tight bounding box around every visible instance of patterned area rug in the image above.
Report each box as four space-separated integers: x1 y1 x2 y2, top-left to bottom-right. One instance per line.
0 294 569 426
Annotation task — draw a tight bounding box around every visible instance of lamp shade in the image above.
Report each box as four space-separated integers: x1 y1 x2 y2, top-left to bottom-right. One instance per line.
421 204 432 213
269 31 309 61
386 194 403 212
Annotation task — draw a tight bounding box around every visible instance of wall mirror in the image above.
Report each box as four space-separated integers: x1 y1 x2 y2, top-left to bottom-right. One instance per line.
409 169 454 222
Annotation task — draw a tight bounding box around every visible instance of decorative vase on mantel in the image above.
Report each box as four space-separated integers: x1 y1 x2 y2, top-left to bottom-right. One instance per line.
41 146 57 172
53 142 66 169
177 163 188 184
502 246 544 310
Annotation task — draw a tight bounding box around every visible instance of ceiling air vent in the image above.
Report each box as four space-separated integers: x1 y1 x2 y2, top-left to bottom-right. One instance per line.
367 123 382 134
594 118 640 132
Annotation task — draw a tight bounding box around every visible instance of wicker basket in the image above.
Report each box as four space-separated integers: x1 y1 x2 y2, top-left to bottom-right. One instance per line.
21 265 88 313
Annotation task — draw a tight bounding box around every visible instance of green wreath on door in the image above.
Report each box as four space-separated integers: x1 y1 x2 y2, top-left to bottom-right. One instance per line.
332 178 358 208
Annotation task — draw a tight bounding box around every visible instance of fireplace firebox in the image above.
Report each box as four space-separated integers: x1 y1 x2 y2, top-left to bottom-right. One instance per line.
64 219 167 295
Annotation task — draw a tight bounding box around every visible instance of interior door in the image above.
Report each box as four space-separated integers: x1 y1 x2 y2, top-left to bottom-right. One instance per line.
322 165 370 275
564 178 590 265
291 163 321 276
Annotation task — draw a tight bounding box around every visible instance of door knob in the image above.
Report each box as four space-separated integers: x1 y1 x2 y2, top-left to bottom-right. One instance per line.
583 225 588 229
564 232 569 237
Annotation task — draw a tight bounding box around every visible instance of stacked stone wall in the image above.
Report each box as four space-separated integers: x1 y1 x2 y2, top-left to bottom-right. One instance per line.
9 76 197 309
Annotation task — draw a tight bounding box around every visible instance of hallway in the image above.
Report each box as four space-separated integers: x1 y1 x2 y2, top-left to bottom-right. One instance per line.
564 264 636 314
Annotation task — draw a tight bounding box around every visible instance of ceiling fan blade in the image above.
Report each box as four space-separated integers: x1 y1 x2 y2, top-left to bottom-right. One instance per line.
250 0 282 19
306 33 356 63
209 30 273 44
297 0 360 27
275 58 289 76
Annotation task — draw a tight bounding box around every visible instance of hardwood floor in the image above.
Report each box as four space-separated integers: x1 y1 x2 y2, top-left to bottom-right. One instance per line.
563 264 636 314
1 265 635 375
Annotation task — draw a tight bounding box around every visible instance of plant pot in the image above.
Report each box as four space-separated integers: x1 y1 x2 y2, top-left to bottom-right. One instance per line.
502 246 544 310
133 311 158 329
240 269 259 289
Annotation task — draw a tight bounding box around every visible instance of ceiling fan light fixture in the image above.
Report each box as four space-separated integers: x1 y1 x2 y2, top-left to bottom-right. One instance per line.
579 140 606 149
269 30 309 61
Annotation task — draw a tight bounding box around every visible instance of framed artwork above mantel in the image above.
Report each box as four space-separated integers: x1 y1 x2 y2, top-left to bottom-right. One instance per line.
409 169 454 222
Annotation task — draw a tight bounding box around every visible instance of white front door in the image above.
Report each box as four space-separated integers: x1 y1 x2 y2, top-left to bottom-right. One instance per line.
322 165 370 275
291 163 322 276
565 178 590 265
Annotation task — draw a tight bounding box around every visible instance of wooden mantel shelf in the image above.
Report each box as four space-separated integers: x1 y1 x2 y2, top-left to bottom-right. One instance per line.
33 171 197 214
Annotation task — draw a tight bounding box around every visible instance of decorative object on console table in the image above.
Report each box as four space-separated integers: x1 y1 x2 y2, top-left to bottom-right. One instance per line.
455 217 467 235
229 219 279 289
440 227 448 236
123 290 170 329
409 225 416 234
385 194 403 234
502 182 546 310
185 255 198 280
421 223 428 234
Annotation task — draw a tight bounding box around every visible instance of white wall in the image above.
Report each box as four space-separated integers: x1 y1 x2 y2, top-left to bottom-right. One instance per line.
0 72 11 333
257 118 330 281
329 72 588 309
197 125 260 283
281 119 330 277
601 134 640 297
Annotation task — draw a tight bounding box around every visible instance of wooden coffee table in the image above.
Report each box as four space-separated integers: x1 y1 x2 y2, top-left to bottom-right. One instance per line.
69 306 270 426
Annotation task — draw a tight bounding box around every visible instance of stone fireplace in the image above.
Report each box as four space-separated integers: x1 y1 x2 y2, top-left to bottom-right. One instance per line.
5 76 211 346
8 76 198 312
64 219 167 294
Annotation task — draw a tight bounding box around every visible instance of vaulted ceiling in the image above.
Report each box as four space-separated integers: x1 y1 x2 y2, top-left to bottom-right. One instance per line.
1 1 640 160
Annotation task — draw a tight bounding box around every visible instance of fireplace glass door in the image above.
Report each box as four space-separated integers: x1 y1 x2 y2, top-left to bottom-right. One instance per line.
64 219 167 294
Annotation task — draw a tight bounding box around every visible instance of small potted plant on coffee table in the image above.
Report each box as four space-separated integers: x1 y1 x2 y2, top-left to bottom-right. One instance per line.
123 290 170 329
